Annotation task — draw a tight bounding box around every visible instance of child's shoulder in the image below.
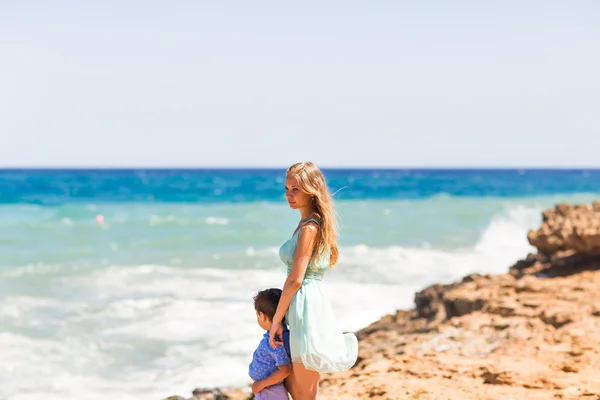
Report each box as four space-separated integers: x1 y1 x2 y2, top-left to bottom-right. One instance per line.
267 339 290 364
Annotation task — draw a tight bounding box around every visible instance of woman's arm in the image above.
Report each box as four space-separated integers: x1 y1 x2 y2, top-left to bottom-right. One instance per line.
269 222 318 347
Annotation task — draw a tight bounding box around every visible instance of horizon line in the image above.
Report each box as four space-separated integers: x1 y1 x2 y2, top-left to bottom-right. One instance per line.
1 166 600 171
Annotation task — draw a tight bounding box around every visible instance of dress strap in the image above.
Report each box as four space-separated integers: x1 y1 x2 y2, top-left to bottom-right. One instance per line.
302 217 320 226
292 218 320 238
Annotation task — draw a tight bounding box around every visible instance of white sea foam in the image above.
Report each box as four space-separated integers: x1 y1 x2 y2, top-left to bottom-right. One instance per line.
0 205 540 400
204 217 229 225
147 215 230 226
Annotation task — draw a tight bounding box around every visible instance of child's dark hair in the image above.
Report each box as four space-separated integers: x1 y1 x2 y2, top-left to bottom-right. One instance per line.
253 288 286 324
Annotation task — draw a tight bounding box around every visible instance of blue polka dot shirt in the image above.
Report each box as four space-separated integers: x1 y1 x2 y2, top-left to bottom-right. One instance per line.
249 325 291 381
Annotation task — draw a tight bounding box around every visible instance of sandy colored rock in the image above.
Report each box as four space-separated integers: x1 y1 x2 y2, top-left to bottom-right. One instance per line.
527 202 600 254
164 388 252 400
318 270 600 399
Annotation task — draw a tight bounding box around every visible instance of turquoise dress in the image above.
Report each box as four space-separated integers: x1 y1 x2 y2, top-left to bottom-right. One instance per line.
279 218 358 373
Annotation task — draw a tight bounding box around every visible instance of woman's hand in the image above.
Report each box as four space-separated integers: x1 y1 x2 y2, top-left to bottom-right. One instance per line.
268 320 284 349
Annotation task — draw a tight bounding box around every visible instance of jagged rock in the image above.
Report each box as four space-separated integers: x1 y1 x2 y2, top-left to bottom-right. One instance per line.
527 202 600 254
192 388 251 400
509 248 600 278
190 388 229 400
319 268 600 399
163 388 252 400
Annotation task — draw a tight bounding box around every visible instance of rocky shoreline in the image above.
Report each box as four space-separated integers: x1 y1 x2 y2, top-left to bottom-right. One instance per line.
164 202 600 400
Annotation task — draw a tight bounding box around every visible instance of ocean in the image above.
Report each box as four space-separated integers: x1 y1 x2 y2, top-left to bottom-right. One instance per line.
1 168 599 400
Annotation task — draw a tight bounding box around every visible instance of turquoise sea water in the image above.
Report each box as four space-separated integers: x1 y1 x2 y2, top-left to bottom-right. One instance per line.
0 169 599 400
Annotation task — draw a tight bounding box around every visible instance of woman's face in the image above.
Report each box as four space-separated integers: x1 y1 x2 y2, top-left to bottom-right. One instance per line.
284 175 312 209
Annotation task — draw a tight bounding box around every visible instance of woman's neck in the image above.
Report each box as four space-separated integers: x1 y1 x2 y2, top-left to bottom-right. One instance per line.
299 206 316 221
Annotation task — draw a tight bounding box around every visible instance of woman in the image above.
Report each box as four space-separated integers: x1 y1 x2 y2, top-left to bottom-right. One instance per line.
269 161 358 400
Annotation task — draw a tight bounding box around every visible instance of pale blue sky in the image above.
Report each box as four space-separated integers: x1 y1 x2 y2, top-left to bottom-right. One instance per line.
1 1 599 167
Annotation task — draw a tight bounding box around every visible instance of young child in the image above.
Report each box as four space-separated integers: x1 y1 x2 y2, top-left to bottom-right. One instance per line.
249 288 291 400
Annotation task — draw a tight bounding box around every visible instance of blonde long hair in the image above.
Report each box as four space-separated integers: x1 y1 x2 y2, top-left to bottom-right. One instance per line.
286 161 339 267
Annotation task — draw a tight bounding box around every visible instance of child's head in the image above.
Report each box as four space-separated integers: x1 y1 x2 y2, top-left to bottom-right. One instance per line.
253 288 284 330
